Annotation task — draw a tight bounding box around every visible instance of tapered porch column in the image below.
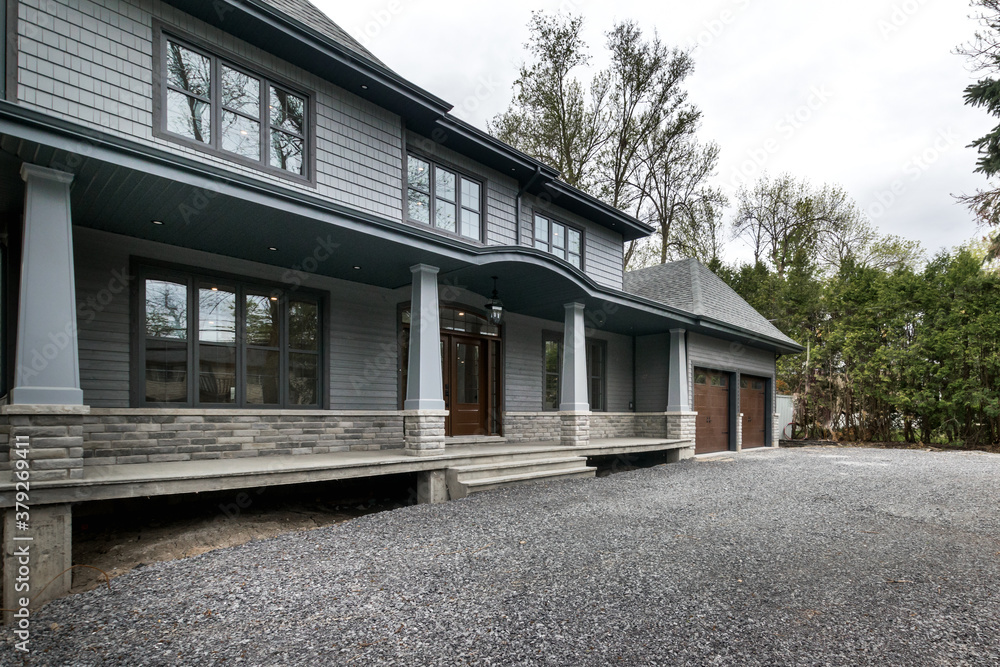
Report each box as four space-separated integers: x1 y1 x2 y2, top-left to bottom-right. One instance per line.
403 264 447 460
666 328 696 449
2 165 83 621
560 302 589 446
12 164 82 405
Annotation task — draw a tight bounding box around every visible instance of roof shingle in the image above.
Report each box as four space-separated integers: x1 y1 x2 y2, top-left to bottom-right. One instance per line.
624 258 800 348
257 0 387 68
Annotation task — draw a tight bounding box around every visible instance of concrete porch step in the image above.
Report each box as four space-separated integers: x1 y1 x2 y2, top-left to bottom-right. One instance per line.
444 436 507 446
446 456 596 499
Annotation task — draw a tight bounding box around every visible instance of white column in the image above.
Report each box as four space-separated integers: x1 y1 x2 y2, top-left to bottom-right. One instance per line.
403 264 445 411
559 302 589 412
11 164 83 405
667 328 690 412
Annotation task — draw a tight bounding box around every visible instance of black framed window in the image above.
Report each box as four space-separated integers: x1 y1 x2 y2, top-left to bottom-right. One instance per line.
541 333 606 411
533 214 583 269
406 154 483 241
588 340 606 412
158 33 310 179
140 269 322 408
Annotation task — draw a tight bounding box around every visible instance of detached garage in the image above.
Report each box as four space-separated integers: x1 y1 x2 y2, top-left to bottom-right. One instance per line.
625 259 800 454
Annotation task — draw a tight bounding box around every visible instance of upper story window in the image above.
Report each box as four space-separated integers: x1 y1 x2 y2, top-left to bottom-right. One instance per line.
533 214 583 269
406 154 483 241
157 31 312 181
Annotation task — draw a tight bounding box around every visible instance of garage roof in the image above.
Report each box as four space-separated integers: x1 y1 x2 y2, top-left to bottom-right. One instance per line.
624 259 803 351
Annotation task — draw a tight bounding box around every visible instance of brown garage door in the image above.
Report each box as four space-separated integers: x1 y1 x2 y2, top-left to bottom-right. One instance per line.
740 376 767 449
693 368 730 454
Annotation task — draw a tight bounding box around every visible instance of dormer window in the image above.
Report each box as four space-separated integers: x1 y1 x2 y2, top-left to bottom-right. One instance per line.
406 154 483 241
155 30 312 182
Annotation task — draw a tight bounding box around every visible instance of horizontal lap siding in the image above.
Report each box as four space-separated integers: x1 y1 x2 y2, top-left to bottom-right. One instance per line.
404 130 518 246
75 233 132 407
593 330 632 413
327 285 399 410
73 228 400 410
503 311 632 412
518 193 624 290
635 333 668 412
502 312 545 412
17 0 403 220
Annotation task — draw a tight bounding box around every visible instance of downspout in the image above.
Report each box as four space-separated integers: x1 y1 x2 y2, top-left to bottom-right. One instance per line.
515 165 543 246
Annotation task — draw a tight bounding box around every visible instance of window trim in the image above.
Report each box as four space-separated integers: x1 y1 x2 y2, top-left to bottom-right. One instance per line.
531 210 585 270
131 260 327 409
403 149 486 243
151 21 317 187
541 332 607 412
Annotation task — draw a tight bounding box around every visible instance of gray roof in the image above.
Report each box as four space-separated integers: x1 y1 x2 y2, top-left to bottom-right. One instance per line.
624 258 800 348
258 0 387 68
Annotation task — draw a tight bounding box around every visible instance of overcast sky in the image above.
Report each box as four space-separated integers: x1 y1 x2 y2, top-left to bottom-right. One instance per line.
315 0 995 264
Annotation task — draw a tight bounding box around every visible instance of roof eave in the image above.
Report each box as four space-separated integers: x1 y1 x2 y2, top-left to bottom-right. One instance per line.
160 0 453 122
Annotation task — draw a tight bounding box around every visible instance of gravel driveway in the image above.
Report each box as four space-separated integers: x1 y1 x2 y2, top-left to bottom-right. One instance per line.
4 447 1000 666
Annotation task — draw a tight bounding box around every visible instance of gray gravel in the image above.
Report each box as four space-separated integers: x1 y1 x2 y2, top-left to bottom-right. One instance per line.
4 446 1000 666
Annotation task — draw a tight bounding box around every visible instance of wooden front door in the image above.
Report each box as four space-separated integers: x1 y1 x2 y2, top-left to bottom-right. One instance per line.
442 334 488 436
740 376 767 449
694 368 730 454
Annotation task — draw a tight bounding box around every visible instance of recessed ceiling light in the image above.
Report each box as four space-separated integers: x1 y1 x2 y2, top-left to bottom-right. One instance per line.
270 296 278 301
268 247 278 251
361 84 369 90
353 265 361 270
211 287 218 291
151 220 164 225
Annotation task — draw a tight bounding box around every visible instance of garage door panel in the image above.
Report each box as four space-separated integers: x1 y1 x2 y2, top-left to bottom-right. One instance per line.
694 368 730 454
740 375 767 449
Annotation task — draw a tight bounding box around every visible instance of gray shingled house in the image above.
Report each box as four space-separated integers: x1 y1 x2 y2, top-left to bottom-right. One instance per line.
0 0 801 613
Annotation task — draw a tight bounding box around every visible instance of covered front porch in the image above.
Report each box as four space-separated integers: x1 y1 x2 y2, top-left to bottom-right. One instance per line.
0 109 705 615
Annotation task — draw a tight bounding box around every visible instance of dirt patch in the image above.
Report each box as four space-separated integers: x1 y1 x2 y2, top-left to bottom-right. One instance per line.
70 474 416 593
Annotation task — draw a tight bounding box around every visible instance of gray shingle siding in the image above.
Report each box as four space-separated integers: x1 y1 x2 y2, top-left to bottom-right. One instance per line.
519 193 625 290
17 0 404 221
73 228 401 410
404 129 519 246
635 333 669 412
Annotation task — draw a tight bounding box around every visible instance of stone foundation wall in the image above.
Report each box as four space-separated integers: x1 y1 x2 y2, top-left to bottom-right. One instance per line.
0 408 87 481
666 412 698 441
560 413 590 447
403 411 446 456
502 413 562 443
67 410 406 466
588 413 669 439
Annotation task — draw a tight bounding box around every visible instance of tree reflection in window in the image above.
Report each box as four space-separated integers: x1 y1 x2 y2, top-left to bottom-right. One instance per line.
166 41 211 144
161 35 308 177
269 87 305 175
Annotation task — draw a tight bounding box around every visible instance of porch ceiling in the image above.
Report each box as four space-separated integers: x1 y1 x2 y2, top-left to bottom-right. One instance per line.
0 107 799 352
